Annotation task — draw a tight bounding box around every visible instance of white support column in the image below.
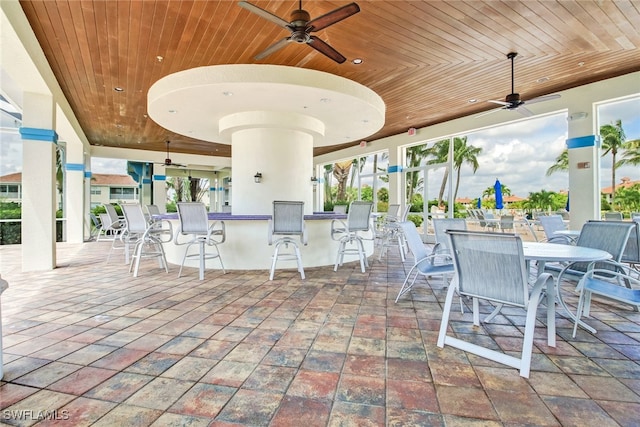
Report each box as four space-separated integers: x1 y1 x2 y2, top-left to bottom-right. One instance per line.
63 136 86 243
566 109 599 229
152 165 167 213
387 146 402 206
19 92 57 271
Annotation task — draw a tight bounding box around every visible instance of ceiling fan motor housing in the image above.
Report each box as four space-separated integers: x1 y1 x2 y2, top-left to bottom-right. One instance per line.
505 92 522 106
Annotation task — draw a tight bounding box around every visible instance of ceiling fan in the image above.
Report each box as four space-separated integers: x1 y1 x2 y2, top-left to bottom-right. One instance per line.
479 52 560 117
157 140 186 167
238 0 360 64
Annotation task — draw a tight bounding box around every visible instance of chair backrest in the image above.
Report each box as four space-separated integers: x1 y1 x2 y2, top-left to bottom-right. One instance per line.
631 212 640 223
399 221 430 261
591 220 640 264
146 204 161 216
433 218 467 252
604 211 623 221
333 204 347 214
447 230 529 307
121 204 148 234
177 202 209 234
272 201 305 235
538 215 566 240
500 215 515 231
104 203 120 223
575 221 635 271
387 204 400 219
347 201 373 232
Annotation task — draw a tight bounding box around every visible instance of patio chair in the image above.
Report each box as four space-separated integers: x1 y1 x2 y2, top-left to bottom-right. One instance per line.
431 218 467 256
104 204 129 263
332 201 373 273
573 261 640 337
395 221 455 302
268 201 307 280
333 204 347 214
97 204 125 243
121 203 173 277
377 204 408 261
598 220 640 272
550 221 635 285
477 210 499 231
604 211 623 221
89 213 101 241
175 202 226 280
437 229 555 378
538 214 573 244
499 214 515 233
145 204 162 222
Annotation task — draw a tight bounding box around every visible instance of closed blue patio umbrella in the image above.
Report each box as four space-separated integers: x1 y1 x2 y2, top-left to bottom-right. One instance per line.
565 192 570 211
494 179 504 210
476 197 482 208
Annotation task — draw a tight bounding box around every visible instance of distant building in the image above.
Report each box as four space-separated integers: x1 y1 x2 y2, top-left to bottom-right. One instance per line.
0 172 139 208
89 173 139 208
601 177 640 203
0 172 22 203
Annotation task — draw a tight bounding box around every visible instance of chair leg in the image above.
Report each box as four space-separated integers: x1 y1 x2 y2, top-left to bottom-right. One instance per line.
269 244 280 280
294 245 305 280
437 280 458 347
334 241 346 271
198 241 205 280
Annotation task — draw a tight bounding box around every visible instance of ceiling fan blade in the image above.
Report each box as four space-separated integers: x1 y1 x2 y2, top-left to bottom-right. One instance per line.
525 93 561 105
307 3 360 32
308 36 346 63
475 107 504 118
238 1 289 28
255 37 291 60
515 106 534 117
488 99 510 106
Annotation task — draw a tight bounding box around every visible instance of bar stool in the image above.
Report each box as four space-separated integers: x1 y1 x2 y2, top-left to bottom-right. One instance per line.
268 201 307 280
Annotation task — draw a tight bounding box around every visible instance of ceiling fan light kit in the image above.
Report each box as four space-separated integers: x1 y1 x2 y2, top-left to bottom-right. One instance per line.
238 0 360 63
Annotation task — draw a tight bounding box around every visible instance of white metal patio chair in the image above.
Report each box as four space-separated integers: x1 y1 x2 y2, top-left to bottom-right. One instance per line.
573 261 640 337
604 211 623 221
332 201 373 273
538 214 574 244
145 204 162 222
121 203 173 277
437 229 555 378
377 204 408 261
499 214 515 233
395 221 455 303
97 204 125 243
550 221 635 285
175 202 226 280
431 218 467 256
268 201 307 280
104 204 129 263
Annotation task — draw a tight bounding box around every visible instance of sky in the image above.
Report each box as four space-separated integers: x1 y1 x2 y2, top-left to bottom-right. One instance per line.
1 96 638 199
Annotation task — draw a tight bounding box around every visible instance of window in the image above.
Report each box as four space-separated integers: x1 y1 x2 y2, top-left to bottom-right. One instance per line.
90 189 101 195
0 184 20 198
110 187 136 199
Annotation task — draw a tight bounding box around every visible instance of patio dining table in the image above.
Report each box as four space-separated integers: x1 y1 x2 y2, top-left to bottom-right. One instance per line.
522 241 612 341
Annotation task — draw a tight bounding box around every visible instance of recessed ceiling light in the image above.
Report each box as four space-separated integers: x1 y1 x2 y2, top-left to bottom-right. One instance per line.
468 99 477 103
578 61 585 67
320 98 331 103
114 87 124 92
537 77 549 83
156 55 163 62
352 58 363 64
223 91 233 96
168 109 177 113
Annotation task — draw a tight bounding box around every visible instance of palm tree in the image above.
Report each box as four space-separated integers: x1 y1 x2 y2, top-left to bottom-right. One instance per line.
616 138 640 167
424 139 450 205
451 137 481 202
405 145 430 204
546 149 569 176
600 119 626 207
333 160 353 202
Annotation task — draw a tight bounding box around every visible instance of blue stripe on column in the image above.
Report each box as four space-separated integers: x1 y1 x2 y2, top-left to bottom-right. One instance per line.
218 187 224 191
210 187 216 191
566 135 598 149
19 127 58 142
65 163 84 171
142 178 151 184
388 165 403 173
153 175 166 181
85 171 92 178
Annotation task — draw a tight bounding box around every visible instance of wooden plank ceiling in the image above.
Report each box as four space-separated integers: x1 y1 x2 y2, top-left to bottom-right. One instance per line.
18 0 640 159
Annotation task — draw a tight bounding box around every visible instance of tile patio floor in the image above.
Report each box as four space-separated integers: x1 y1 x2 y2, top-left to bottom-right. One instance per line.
0 240 638 426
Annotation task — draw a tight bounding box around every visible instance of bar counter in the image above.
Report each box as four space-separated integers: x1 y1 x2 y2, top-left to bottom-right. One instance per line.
157 212 375 271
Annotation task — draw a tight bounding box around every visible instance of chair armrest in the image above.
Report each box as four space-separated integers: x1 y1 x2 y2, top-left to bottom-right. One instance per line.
331 219 348 240
207 220 225 244
146 219 174 243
